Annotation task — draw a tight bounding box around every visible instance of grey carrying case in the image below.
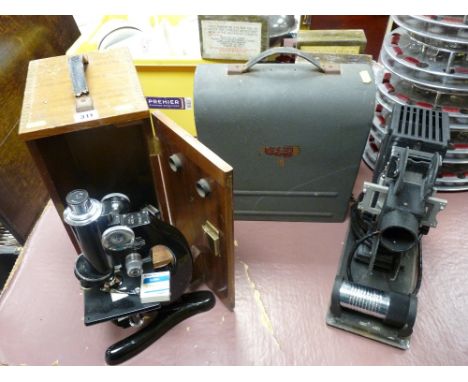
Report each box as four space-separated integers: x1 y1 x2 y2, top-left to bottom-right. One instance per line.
194 47 375 222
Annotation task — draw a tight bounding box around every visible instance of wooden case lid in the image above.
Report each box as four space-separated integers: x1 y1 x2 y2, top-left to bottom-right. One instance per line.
150 111 235 309
19 48 148 141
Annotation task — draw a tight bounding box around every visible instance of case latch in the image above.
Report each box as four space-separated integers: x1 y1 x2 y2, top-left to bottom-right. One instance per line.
202 220 220 257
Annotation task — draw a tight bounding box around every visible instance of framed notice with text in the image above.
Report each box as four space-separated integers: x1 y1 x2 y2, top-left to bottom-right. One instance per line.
198 15 269 61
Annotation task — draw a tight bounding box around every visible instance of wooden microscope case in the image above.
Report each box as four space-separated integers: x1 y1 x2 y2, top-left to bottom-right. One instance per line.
18 48 234 309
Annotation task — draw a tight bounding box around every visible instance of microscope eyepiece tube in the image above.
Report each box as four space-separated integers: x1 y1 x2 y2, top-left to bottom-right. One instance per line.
64 189 113 275
66 189 92 215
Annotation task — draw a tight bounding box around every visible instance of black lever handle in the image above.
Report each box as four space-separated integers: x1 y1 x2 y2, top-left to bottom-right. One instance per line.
105 291 216 365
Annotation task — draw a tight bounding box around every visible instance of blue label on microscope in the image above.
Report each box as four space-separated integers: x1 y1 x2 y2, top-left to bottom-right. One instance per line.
143 274 170 284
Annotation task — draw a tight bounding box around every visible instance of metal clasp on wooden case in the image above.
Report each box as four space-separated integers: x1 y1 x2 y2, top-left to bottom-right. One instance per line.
202 220 220 257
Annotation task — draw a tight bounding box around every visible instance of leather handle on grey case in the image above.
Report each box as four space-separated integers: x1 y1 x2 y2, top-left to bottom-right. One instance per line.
227 47 326 75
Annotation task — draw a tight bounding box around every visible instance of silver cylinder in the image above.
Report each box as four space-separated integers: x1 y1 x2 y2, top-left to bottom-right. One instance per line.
66 189 92 215
125 252 143 278
339 281 391 319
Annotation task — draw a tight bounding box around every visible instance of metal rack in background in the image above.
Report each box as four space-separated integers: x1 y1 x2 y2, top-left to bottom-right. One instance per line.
0 220 22 292
364 15 468 191
0 221 21 255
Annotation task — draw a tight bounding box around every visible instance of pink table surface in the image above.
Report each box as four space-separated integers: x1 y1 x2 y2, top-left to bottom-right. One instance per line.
1 164 467 365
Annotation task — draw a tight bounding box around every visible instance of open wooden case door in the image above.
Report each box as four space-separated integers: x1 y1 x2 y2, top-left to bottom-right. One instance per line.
19 48 234 312
18 50 233 363
147 111 235 310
